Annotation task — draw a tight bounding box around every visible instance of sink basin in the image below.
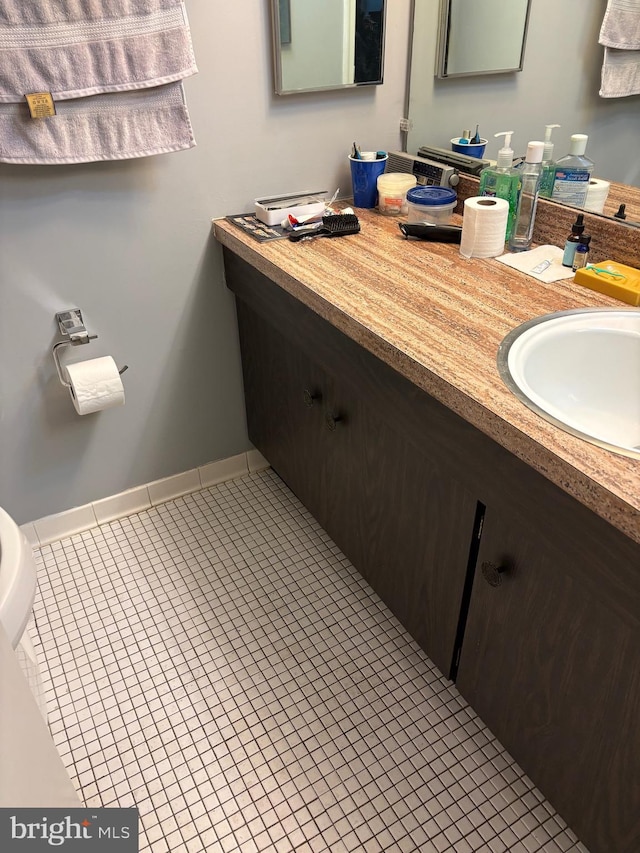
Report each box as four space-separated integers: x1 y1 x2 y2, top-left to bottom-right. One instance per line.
0 507 37 649
498 308 640 459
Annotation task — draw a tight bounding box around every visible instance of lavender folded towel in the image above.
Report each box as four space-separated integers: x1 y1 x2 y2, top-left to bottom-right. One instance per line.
0 1 197 162
600 46 640 97
0 0 197 102
600 0 640 49
599 0 640 97
0 82 195 164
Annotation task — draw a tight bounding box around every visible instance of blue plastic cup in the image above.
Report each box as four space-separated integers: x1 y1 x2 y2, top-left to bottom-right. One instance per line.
450 138 487 159
349 155 388 208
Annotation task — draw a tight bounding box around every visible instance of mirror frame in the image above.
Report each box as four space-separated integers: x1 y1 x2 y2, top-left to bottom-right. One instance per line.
271 0 387 95
435 0 532 79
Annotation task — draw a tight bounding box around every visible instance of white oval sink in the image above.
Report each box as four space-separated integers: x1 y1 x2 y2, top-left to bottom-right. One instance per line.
0 507 37 649
498 308 640 459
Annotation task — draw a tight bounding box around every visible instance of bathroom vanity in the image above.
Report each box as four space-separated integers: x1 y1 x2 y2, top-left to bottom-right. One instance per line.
214 210 640 853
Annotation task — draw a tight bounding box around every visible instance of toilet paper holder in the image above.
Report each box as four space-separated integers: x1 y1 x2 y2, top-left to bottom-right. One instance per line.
52 308 128 389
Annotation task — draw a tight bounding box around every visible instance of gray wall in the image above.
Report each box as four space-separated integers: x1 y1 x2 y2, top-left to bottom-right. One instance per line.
408 0 640 187
0 1 412 524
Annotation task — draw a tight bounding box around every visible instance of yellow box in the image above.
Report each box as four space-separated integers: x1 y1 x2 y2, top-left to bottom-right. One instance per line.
574 261 640 306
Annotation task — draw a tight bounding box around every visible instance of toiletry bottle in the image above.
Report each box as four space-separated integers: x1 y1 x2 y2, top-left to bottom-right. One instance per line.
508 141 545 252
562 213 585 267
551 134 594 208
539 124 560 198
572 235 591 271
479 131 521 242
470 125 481 144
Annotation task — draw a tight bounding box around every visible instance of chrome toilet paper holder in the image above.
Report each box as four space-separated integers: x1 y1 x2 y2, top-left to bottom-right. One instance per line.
52 308 128 389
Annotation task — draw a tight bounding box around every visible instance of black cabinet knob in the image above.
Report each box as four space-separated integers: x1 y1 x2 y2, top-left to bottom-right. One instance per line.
303 389 321 407
481 561 507 587
325 412 343 431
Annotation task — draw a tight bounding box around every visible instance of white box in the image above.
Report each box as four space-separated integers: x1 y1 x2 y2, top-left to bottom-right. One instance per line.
254 191 327 227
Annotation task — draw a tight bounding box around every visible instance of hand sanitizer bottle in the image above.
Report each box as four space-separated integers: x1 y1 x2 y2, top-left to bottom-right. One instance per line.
479 132 521 242
539 124 560 198
551 134 594 208
508 141 545 252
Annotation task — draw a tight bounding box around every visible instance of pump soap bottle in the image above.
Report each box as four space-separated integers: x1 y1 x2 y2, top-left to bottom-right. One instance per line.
562 214 585 267
478 131 521 242
508 141 545 252
539 124 560 198
552 134 594 208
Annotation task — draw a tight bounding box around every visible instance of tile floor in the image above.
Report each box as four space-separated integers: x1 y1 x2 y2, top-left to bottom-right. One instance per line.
32 470 588 853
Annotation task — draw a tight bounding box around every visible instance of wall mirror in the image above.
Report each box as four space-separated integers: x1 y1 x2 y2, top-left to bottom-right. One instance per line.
408 0 640 224
271 0 386 95
436 0 532 78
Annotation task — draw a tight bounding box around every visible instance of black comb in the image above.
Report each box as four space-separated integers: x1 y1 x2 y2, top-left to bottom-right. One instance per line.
289 214 360 242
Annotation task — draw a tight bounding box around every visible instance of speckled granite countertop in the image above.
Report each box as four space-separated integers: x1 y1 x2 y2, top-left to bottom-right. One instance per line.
214 210 640 545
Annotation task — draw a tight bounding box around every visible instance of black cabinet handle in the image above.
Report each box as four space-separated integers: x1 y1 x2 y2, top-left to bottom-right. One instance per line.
303 389 322 407
325 412 343 431
481 561 507 587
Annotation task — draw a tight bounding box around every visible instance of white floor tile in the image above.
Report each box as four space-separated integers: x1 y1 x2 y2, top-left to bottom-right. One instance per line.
31 471 587 853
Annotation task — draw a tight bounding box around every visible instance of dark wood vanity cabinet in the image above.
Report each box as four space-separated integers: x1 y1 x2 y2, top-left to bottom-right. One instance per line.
457 497 640 853
224 248 640 853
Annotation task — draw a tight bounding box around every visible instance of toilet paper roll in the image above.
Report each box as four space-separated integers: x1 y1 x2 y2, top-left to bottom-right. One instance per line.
460 196 510 259
65 356 125 415
584 178 611 214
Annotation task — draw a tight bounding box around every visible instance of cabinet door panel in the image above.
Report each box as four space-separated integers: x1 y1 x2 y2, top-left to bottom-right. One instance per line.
236 300 330 524
336 395 477 676
457 509 640 853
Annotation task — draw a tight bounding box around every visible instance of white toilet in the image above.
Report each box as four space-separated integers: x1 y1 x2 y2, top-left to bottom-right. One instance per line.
0 506 47 719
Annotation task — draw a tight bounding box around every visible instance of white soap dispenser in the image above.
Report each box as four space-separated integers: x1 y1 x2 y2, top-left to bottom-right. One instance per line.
539 124 560 198
509 141 545 252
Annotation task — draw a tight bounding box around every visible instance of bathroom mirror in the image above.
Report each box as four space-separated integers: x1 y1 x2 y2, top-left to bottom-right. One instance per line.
408 0 640 222
436 0 531 78
271 0 386 95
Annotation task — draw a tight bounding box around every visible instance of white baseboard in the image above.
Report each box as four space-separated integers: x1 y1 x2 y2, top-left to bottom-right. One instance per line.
22 449 270 548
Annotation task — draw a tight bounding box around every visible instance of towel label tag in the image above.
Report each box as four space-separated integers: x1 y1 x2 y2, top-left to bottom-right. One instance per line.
25 92 56 119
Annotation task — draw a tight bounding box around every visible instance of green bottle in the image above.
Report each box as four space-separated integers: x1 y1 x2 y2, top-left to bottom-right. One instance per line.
478 131 521 242
539 123 560 198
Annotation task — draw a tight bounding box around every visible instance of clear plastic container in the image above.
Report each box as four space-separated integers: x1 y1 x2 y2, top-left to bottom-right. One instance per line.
405 186 457 224
377 173 417 216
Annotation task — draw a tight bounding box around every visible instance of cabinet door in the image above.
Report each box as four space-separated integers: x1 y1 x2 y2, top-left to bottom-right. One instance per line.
324 379 478 676
236 300 331 527
457 508 640 853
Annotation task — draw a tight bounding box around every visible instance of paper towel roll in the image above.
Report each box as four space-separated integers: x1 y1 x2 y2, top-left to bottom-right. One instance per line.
460 196 510 259
584 178 611 214
65 356 125 415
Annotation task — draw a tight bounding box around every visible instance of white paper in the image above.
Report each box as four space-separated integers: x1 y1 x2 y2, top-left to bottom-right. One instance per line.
496 245 577 283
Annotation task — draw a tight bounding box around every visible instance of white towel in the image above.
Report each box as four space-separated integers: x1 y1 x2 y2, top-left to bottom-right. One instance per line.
0 82 194 164
599 0 640 49
0 1 197 102
600 46 640 97
599 0 640 97
0 0 197 162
